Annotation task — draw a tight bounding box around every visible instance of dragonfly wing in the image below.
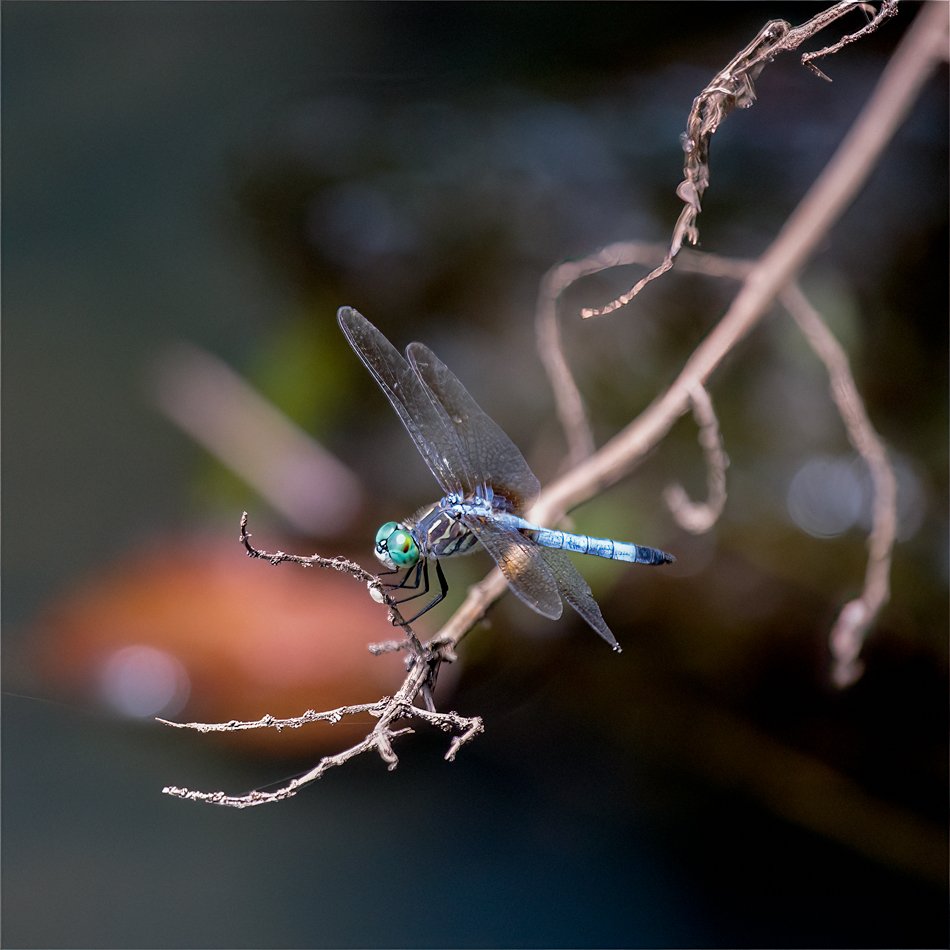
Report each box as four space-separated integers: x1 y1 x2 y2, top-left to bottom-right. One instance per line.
407 341 540 511
338 307 466 495
467 517 562 620
540 548 620 651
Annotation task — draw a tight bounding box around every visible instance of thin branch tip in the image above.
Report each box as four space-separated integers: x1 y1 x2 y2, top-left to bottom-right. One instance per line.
584 1 898 317
664 384 729 534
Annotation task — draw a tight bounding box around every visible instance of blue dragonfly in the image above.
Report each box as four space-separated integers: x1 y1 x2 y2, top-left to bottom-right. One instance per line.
339 306 674 652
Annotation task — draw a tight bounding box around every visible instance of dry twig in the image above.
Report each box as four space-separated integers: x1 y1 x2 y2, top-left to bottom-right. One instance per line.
440 0 942 657
160 514 482 807
663 384 730 534
536 243 753 464
160 1 946 807
781 285 898 686
582 0 899 318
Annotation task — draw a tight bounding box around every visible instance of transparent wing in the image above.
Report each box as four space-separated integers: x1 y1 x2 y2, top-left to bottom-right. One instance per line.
341 308 619 649
407 342 540 511
464 516 562 620
540 548 620 651
338 307 467 495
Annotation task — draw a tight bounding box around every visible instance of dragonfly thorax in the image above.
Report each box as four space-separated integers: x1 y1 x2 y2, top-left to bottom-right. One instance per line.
374 521 420 569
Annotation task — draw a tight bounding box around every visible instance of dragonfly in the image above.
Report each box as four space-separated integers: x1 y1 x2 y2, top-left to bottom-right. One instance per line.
339 306 674 652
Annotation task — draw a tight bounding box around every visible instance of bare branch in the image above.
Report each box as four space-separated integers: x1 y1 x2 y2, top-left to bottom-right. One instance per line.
161 688 487 808
781 284 898 687
582 1 900 318
162 725 416 808
663 384 729 534
161 645 484 807
238 512 445 704
158 514 484 806
536 244 757 464
161 2 944 805
157 703 386 733
798 1 900 80
237 510 374 581
536 242 665 463
438 0 943 654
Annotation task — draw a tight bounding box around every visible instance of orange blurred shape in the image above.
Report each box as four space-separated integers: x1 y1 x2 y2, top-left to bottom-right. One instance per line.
33 536 435 755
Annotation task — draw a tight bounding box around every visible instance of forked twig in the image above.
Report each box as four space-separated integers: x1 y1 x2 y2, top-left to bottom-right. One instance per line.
450 0 939 658
537 244 754 460
235 510 425 656
582 1 899 318
159 1 944 807
158 515 483 807
162 683 485 808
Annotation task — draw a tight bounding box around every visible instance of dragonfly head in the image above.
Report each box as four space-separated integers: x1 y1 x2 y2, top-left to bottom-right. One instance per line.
374 521 420 570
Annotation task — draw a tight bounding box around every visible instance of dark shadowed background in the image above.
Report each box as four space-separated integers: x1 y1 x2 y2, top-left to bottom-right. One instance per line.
3 3 947 947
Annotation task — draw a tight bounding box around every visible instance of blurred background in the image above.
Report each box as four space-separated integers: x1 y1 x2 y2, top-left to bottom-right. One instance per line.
3 2 946 947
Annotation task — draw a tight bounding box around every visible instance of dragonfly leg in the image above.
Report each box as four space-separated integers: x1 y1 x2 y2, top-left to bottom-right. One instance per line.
396 559 449 624
383 562 431 605
379 561 424 593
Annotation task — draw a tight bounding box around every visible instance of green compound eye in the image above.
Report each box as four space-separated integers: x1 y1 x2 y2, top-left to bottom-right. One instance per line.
374 522 419 568
375 522 399 549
